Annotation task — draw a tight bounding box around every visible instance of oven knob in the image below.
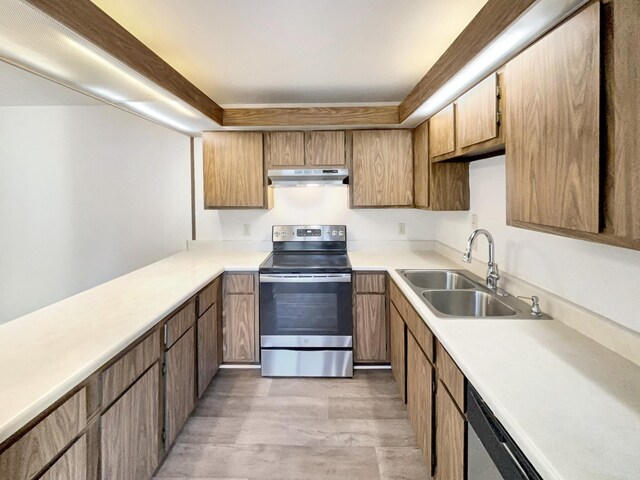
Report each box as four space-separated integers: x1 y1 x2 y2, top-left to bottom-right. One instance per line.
339 231 344 236
332 230 337 235
275 232 280 237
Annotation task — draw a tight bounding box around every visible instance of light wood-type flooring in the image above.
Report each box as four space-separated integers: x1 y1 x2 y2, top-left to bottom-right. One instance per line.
154 369 430 480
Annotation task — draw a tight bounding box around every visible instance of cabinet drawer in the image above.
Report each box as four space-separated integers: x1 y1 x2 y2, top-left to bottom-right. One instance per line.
198 277 221 316
389 280 433 361
355 273 386 293
165 301 196 348
224 274 255 294
436 341 466 411
389 280 409 320
404 307 434 363
102 330 161 406
0 389 86 480
40 434 86 480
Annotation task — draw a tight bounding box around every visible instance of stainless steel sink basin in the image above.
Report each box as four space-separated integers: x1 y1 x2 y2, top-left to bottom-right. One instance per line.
400 270 477 290
422 290 517 317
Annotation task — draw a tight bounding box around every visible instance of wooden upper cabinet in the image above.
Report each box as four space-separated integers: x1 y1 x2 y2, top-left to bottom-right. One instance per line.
265 131 304 167
351 130 414 207
305 131 346 166
203 132 266 208
605 0 640 244
455 73 498 149
505 3 601 233
429 104 455 157
413 121 430 209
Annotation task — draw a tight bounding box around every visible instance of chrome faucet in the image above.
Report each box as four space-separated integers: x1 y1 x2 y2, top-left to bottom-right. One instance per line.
462 229 500 291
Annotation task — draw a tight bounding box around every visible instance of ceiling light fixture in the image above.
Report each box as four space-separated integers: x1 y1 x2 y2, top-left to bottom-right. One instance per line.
405 0 588 126
0 0 219 135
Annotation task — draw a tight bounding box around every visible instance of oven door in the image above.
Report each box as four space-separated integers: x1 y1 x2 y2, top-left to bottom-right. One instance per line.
260 273 352 348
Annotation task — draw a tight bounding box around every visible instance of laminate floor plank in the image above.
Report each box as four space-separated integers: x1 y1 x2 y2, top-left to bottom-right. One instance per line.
155 370 424 480
235 418 417 447
376 447 431 480
155 444 381 479
329 396 409 419
193 394 329 419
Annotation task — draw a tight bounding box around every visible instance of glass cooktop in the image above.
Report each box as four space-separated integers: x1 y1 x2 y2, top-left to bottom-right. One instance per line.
259 252 352 274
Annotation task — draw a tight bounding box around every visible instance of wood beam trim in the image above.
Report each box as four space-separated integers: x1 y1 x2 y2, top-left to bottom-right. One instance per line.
398 0 537 122
222 106 400 127
24 0 223 125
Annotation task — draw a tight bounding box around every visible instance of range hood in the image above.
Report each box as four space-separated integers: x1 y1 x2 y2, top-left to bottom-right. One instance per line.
268 168 349 187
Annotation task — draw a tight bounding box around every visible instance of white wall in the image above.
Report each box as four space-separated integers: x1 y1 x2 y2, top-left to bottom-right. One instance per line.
435 155 640 334
0 105 191 324
193 138 437 242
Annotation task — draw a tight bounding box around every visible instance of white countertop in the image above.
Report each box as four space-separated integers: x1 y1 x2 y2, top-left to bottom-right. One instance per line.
1 246 639 480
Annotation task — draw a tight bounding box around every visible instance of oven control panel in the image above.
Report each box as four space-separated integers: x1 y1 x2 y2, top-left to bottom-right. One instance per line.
272 225 346 242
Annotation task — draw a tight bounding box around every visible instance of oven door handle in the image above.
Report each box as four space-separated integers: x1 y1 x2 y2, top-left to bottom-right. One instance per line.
260 273 351 283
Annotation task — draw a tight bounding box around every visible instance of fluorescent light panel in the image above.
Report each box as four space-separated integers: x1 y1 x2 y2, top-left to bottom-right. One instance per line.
405 0 588 126
0 0 219 135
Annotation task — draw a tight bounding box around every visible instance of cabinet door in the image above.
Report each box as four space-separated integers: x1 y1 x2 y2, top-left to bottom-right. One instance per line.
506 3 600 233
203 132 265 208
265 131 304 167
305 131 345 166
40 435 86 480
413 120 430 209
389 303 406 403
429 104 455 157
101 364 159 480
407 333 434 473
354 294 387 362
351 130 413 207
223 294 256 362
456 74 498 149
165 327 196 446
197 304 219 397
435 384 466 480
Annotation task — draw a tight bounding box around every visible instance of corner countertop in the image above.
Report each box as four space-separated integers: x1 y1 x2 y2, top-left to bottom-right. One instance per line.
1 246 639 480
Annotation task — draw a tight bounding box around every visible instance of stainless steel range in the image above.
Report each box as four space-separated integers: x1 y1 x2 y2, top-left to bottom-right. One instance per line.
259 225 353 377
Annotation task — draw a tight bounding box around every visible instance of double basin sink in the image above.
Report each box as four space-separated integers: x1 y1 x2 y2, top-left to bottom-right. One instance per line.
398 270 550 320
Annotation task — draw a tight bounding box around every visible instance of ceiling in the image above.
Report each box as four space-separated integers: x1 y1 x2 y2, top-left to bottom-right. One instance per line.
0 60 102 106
90 0 487 106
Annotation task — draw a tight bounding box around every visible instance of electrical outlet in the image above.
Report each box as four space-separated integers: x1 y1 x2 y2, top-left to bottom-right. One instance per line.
242 224 251 236
398 223 406 235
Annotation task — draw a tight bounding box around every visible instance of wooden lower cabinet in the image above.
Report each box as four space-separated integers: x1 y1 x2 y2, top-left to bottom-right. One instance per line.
407 333 434 473
223 293 256 363
40 435 87 480
354 294 387 362
389 302 406 402
165 326 196 446
435 383 467 480
197 303 220 397
101 363 159 480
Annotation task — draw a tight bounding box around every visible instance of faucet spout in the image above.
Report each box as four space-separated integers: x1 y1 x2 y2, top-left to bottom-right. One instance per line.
462 229 500 291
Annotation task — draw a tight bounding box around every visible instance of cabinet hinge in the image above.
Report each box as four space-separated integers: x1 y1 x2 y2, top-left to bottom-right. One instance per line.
496 84 501 98
432 450 437 475
432 377 437 393
162 362 167 376
161 427 166 447
496 110 502 126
